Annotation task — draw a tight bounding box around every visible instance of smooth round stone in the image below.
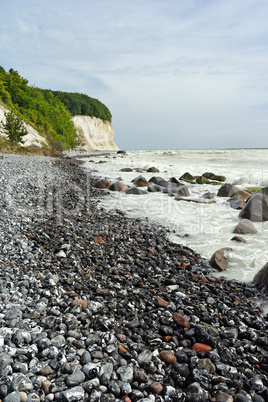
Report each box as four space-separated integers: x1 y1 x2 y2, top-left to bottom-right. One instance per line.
80 351 91 365
66 370 85 386
109 380 121 397
50 335 65 348
150 381 163 394
173 312 190 329
192 343 212 353
159 350 177 364
19 391 28 402
3 391 21 402
134 370 148 383
39 365 54 376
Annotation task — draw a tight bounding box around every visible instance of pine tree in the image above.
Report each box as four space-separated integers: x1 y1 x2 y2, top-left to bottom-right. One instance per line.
0 110 27 144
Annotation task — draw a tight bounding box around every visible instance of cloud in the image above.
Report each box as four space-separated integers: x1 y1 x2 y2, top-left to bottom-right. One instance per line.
1 0 268 149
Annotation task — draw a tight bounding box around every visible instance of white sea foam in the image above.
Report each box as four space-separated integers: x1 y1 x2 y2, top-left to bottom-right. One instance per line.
81 149 268 283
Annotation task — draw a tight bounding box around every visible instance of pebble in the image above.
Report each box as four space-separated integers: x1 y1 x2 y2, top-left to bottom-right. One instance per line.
0 154 267 402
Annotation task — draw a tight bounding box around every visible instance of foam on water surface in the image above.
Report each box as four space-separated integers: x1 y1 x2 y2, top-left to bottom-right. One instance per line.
79 149 268 283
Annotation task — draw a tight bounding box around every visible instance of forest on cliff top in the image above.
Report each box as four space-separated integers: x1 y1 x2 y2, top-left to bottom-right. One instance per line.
0 66 112 149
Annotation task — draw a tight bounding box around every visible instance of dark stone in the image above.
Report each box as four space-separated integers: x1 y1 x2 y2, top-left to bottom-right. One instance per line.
209 248 232 271
126 187 147 195
253 262 268 288
233 219 258 234
239 193 268 222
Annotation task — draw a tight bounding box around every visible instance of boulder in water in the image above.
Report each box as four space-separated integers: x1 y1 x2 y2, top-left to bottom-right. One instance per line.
109 182 129 192
179 172 194 182
228 195 246 210
148 182 163 192
147 166 159 173
202 172 226 181
239 193 268 222
217 183 240 197
209 248 232 271
126 187 147 195
233 219 258 234
94 179 112 189
148 176 169 187
253 262 268 287
132 175 148 187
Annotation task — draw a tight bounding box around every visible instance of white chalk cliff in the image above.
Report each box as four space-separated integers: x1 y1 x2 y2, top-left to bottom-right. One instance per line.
0 105 118 150
72 115 119 151
0 105 48 147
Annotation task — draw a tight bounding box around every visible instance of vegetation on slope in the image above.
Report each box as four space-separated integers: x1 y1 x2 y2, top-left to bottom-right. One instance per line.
0 66 112 150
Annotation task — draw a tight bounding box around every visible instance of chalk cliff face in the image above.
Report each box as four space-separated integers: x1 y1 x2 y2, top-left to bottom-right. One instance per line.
0 105 48 147
72 115 119 151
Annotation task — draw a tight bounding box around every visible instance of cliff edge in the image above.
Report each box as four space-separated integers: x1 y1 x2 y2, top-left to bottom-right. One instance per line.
72 115 119 151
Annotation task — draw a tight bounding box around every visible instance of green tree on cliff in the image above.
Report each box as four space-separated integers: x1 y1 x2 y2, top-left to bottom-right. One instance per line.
0 110 28 144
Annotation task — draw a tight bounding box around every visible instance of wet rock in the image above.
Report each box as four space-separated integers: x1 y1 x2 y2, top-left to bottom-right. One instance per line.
253 262 268 288
132 175 148 187
233 219 258 234
94 179 112 189
109 181 130 192
147 167 159 173
239 193 268 221
159 350 177 364
148 176 169 187
228 195 247 210
217 184 241 197
126 187 147 195
210 247 232 271
180 172 194 182
61 385 85 401
173 312 190 329
203 172 226 181
147 182 163 192
231 236 247 243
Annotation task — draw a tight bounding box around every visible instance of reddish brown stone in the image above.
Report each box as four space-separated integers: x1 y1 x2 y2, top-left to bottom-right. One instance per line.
192 343 212 353
150 381 163 394
173 312 190 329
156 297 168 307
122 397 132 402
191 273 208 283
162 336 172 342
94 179 112 189
94 237 103 243
159 350 177 364
117 333 127 342
209 277 222 285
72 299 88 311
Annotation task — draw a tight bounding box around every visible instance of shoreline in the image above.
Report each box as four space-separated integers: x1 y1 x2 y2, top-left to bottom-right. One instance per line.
0 153 267 401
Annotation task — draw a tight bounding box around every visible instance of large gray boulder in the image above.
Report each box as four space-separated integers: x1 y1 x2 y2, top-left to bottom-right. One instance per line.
233 219 258 234
253 262 268 287
239 193 268 222
217 184 240 197
148 176 169 187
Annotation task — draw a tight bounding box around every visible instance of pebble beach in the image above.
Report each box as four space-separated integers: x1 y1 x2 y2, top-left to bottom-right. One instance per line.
0 153 267 402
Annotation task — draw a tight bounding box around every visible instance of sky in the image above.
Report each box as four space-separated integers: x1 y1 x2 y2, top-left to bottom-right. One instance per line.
1 0 268 150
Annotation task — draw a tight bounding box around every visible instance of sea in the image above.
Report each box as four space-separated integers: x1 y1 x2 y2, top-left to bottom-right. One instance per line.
77 148 268 285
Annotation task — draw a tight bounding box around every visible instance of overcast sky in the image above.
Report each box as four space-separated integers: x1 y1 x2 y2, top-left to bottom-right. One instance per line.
1 0 268 150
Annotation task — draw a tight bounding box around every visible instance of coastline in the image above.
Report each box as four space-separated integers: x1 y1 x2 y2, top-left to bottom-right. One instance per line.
0 153 267 401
